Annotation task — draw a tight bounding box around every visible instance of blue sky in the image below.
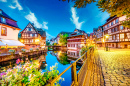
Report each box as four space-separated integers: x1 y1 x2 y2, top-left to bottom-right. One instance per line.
0 0 110 39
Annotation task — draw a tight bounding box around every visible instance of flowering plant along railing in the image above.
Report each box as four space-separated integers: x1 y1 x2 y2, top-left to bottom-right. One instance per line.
47 47 94 86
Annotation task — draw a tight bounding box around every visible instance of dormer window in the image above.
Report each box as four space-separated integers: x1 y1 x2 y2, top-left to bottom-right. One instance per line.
1 17 6 23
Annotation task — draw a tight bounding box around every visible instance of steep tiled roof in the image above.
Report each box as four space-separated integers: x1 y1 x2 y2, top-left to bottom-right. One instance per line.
74 29 86 33
69 32 84 37
37 28 46 37
0 9 16 21
0 9 19 28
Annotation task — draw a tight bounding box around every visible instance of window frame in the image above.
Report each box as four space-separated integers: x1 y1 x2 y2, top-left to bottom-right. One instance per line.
1 27 7 36
115 19 119 23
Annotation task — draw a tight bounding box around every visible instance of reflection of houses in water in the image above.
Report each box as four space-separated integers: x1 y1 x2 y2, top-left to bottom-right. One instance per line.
67 50 83 65
67 50 80 59
38 54 47 69
49 51 58 57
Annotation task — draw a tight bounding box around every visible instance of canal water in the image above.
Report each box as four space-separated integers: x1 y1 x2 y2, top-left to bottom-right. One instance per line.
0 50 81 86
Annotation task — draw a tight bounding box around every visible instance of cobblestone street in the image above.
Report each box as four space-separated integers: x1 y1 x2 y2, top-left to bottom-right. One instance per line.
97 47 130 86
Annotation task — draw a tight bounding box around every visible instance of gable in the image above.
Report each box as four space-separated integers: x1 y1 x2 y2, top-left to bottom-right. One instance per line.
21 23 37 34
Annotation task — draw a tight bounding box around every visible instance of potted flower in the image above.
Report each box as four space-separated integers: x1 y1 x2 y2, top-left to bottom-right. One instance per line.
21 49 26 53
36 48 39 51
30 48 33 52
8 49 16 55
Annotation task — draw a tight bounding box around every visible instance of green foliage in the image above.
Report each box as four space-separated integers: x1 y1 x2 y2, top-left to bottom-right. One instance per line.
62 0 130 28
59 53 69 65
59 33 68 46
52 43 58 46
80 46 93 56
46 41 50 46
18 33 21 41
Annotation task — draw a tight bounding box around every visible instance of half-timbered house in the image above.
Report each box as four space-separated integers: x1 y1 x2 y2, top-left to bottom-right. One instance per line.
103 16 130 48
20 23 46 49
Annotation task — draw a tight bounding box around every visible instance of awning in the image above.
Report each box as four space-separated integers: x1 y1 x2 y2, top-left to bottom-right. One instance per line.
0 39 25 46
0 41 6 46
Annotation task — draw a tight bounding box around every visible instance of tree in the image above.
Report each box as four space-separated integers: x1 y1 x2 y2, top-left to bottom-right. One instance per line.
46 41 50 46
52 43 58 46
18 33 21 41
61 0 130 28
59 33 68 46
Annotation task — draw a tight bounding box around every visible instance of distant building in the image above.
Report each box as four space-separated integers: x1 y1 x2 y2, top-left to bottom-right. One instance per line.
20 23 46 49
56 31 72 44
49 31 72 45
94 26 104 47
67 29 88 51
0 9 24 49
49 38 57 45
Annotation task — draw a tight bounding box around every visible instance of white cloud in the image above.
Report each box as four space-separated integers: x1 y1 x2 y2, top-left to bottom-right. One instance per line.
0 0 7 2
25 11 42 28
9 5 16 9
9 0 23 10
25 11 49 30
70 7 84 29
43 22 48 30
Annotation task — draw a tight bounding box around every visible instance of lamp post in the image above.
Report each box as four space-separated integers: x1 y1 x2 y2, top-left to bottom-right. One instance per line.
103 35 109 51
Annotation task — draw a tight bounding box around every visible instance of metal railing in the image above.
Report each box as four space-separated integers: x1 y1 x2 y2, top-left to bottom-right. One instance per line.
47 47 94 86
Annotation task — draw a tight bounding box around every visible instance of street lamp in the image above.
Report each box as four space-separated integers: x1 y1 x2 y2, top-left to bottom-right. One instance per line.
103 35 109 51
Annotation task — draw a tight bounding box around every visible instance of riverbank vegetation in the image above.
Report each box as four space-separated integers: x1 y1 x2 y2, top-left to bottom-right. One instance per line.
80 46 93 56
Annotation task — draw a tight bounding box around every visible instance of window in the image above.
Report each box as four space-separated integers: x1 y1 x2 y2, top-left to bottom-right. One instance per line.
29 28 32 31
1 17 6 23
120 34 124 39
111 22 113 25
1 27 7 36
32 34 34 37
112 35 115 40
127 33 130 39
105 25 107 29
124 33 128 39
35 34 37 37
114 27 118 32
30 34 32 37
120 25 124 30
111 28 114 33
107 24 109 27
115 19 119 23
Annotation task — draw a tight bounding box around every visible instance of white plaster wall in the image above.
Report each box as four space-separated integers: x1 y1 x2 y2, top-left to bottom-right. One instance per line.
119 16 126 22
0 25 19 40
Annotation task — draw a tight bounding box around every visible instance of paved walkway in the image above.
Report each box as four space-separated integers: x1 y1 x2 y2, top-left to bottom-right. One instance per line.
84 47 130 86
97 47 130 86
